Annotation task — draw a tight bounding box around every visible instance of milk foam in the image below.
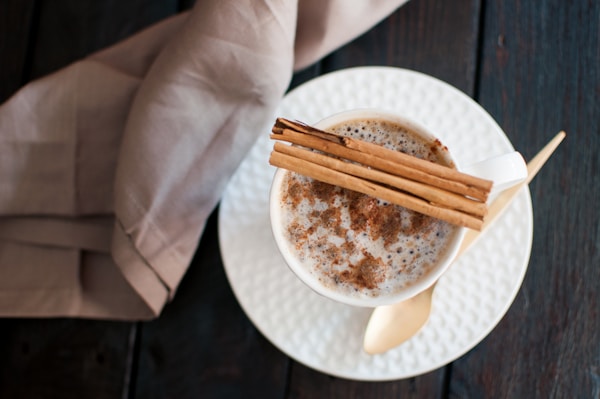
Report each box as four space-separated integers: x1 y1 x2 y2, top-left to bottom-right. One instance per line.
279 118 460 299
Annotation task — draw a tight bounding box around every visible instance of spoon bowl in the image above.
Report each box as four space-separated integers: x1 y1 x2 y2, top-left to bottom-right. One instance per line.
363 285 435 354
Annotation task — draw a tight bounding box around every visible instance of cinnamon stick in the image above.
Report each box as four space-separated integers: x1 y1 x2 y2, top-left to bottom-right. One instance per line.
273 118 492 193
269 150 484 230
269 117 492 230
271 128 490 202
272 142 487 218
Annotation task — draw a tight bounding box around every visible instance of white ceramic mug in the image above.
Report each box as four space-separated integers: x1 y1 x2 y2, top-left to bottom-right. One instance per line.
270 109 526 307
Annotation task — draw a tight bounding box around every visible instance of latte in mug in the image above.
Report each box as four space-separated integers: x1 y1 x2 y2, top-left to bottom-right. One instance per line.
270 110 464 306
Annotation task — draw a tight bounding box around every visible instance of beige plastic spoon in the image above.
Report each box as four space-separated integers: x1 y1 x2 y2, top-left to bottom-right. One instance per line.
363 131 566 355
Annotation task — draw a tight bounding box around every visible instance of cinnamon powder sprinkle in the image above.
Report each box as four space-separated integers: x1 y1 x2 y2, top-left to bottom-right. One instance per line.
278 118 459 297
282 177 442 292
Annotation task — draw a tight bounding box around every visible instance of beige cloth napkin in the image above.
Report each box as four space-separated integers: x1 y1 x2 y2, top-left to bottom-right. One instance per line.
0 0 407 320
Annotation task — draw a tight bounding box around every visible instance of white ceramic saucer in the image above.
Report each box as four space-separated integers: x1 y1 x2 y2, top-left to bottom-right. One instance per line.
218 67 533 381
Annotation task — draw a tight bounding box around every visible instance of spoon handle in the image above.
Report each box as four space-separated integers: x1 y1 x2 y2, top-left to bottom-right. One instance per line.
457 131 566 258
363 132 566 355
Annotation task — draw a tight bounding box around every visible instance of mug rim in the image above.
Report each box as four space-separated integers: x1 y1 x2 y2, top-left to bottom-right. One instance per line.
269 108 466 307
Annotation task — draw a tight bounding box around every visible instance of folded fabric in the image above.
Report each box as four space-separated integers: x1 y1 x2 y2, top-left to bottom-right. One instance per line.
0 0 408 319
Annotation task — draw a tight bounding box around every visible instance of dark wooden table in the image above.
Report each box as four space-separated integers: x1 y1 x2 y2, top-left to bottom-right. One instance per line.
0 1 598 398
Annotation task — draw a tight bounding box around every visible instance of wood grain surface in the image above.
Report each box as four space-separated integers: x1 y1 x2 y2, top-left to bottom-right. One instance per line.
0 0 597 398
